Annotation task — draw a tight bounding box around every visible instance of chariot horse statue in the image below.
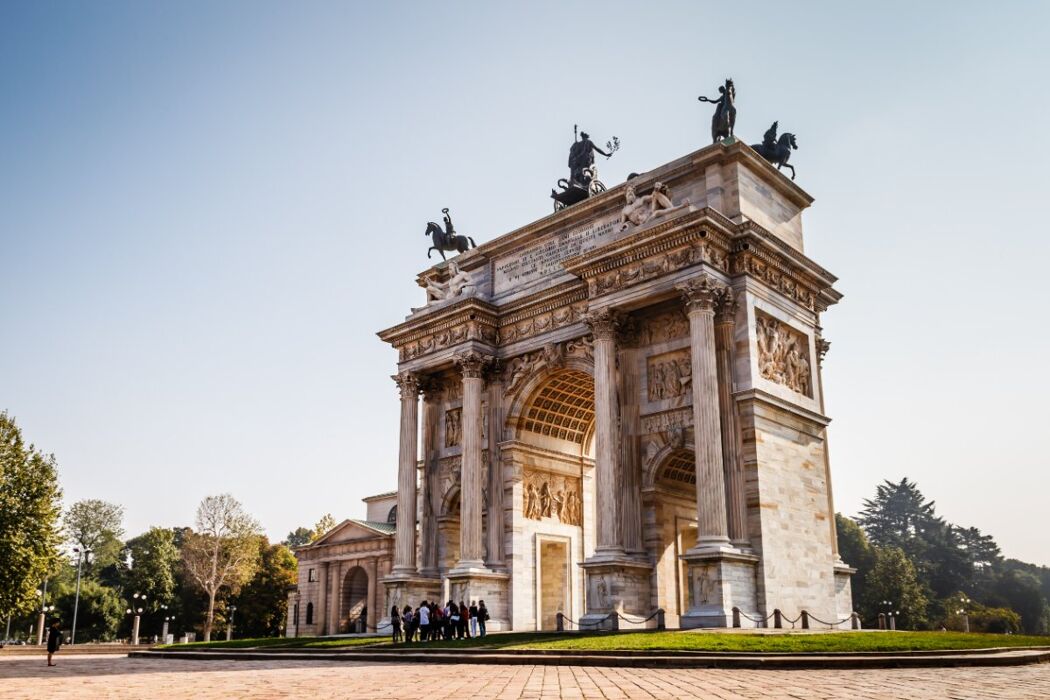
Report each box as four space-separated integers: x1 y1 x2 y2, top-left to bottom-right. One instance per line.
425 208 476 260
698 78 736 143
751 121 799 180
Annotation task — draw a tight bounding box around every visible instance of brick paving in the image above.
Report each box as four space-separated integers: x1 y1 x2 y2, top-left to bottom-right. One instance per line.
2 654 1050 699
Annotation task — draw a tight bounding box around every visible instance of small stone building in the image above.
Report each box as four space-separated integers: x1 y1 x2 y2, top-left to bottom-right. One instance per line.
285 493 395 637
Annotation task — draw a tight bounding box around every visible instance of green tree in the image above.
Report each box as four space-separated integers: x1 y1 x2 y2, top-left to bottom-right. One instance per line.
310 513 337 542
857 478 939 561
65 498 125 570
0 411 63 621
231 539 298 638
120 527 179 637
835 513 874 606
992 569 1048 634
55 579 123 642
863 546 928 629
284 527 314 548
181 494 261 641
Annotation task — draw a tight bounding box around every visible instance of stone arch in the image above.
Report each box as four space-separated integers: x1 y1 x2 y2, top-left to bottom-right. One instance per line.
505 365 596 454
646 447 697 494
339 565 369 633
440 484 461 518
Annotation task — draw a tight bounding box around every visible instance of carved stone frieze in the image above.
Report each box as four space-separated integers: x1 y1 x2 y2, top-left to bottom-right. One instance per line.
522 468 582 526
503 336 595 398
755 311 812 397
636 308 690 346
587 239 728 299
646 350 692 401
640 408 692 435
730 247 819 312
498 300 589 345
398 317 498 362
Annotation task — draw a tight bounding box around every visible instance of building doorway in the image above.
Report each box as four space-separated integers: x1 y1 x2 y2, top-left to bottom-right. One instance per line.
537 537 571 631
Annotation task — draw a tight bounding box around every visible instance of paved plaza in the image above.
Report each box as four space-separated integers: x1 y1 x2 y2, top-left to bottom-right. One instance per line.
2 654 1050 699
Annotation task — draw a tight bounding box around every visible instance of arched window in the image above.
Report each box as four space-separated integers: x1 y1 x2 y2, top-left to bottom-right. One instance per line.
306 602 314 625
387 505 397 525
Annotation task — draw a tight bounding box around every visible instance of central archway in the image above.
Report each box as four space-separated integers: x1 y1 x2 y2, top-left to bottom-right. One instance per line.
339 566 369 633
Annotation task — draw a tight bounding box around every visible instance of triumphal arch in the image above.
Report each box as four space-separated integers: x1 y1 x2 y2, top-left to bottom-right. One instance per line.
378 138 853 631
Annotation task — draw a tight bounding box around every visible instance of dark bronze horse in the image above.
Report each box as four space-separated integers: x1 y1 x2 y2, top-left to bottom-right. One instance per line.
425 208 476 260
752 132 799 180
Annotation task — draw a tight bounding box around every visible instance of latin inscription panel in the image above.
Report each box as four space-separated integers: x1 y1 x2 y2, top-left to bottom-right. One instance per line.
493 216 618 294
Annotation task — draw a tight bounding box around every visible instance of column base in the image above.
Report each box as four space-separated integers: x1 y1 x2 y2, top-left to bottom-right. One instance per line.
679 548 760 629
833 561 857 629
579 558 655 630
445 569 511 632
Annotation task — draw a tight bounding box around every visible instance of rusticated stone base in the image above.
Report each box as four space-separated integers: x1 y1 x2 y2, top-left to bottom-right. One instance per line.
680 550 759 629
580 558 655 630
381 574 442 627
445 569 511 632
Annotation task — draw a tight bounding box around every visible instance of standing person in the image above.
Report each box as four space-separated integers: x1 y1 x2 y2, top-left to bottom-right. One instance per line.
469 601 479 639
458 601 469 640
477 601 489 637
418 601 430 642
403 605 416 643
46 621 62 667
390 605 402 643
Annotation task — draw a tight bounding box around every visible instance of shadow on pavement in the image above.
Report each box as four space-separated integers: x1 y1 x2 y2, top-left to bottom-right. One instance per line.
0 653 366 680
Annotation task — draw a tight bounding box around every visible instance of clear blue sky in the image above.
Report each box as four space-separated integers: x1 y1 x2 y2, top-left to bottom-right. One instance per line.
2 2 1048 564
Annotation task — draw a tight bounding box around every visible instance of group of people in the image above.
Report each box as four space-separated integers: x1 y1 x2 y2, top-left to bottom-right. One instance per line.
390 599 488 643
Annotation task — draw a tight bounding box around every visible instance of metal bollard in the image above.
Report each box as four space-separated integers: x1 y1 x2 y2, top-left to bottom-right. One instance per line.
556 612 564 632
732 607 741 628
851 612 861 630
656 609 665 630
773 609 782 629
608 612 619 631
801 610 809 630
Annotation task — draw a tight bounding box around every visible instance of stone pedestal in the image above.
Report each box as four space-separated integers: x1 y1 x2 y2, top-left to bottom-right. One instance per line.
445 570 510 632
833 562 857 629
382 574 442 622
579 560 654 630
679 550 759 628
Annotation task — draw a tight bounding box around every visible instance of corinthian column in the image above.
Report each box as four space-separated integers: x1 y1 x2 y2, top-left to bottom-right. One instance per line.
392 371 420 574
585 308 626 558
420 380 442 576
455 351 489 570
714 288 748 544
678 275 731 549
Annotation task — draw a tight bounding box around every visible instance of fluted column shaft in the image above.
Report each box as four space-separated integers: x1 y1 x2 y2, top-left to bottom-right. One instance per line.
392 372 420 574
486 376 506 568
715 289 748 543
317 561 330 635
420 382 441 575
679 276 731 547
456 352 488 569
587 309 625 557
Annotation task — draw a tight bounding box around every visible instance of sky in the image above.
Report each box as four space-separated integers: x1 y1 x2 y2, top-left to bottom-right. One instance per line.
2 1 1048 565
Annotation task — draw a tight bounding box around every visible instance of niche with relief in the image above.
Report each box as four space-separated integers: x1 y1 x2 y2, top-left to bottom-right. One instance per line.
754 310 812 398
645 349 692 403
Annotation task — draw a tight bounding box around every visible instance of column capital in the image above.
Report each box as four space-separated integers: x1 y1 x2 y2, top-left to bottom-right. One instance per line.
714 287 737 325
583 308 626 341
677 274 724 314
816 337 831 366
393 371 421 399
454 351 493 379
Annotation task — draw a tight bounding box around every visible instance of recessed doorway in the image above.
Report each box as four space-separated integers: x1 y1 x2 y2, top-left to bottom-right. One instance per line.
537 537 571 631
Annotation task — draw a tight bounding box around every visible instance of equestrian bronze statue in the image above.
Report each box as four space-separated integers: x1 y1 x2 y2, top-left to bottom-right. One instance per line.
425 208 476 260
750 121 799 180
698 78 737 143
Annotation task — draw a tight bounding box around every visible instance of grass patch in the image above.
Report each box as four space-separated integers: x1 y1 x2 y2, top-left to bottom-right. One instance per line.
157 630 1050 654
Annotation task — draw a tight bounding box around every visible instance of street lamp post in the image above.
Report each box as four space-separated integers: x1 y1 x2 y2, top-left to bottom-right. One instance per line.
35 581 49 645
226 605 237 642
127 593 146 645
879 600 898 630
162 615 175 644
71 547 91 645
957 596 971 633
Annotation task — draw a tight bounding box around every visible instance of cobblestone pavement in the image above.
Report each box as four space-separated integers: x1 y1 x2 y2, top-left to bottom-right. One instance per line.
2 654 1050 699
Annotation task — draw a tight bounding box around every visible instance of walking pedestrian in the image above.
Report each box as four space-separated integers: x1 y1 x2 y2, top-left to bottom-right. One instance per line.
46 621 62 667
478 600 489 637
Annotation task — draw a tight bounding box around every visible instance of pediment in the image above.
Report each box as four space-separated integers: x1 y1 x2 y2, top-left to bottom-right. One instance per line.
311 519 393 546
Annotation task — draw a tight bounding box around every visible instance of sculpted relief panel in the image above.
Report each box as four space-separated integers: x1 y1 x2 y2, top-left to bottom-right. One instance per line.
444 408 462 448
755 311 812 397
522 468 582 527
646 350 692 401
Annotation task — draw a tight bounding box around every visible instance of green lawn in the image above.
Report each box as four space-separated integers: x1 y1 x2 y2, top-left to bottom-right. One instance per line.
159 630 1050 654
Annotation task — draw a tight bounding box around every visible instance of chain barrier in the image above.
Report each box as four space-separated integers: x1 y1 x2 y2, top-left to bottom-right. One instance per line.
736 609 776 625
615 610 662 625
558 612 613 630
804 613 854 629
